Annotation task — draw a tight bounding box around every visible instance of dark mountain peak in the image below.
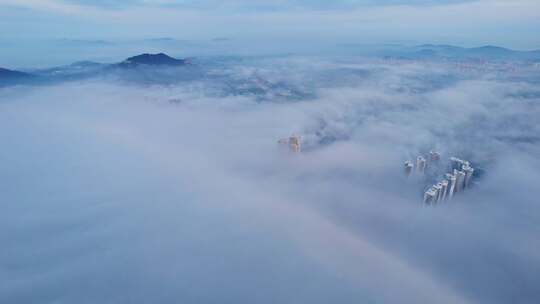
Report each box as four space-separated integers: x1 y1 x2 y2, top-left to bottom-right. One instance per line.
121 53 187 67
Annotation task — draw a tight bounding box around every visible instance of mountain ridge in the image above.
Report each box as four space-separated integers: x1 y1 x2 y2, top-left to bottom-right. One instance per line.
0 67 33 79
117 53 188 67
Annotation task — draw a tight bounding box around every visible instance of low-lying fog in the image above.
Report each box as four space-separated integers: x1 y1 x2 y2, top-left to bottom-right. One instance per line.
1 57 539 304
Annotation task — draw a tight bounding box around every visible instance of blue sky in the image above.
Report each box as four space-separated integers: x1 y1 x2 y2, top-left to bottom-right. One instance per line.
1 0 539 54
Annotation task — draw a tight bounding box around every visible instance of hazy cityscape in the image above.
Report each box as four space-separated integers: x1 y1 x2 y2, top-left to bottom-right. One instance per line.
1 1 540 304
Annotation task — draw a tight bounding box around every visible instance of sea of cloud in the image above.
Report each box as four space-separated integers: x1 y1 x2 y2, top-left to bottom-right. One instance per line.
1 56 539 304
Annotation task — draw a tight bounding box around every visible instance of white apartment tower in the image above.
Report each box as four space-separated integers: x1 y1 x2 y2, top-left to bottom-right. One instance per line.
455 170 466 193
404 161 414 176
423 187 438 205
434 183 443 202
440 180 449 201
416 156 427 173
445 173 457 200
462 164 474 188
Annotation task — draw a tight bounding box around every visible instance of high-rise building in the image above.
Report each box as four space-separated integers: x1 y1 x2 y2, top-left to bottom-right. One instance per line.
404 161 414 176
446 173 457 200
430 151 441 162
416 156 427 173
423 187 438 205
455 170 466 192
440 180 449 201
278 136 302 153
434 183 443 202
450 157 464 171
289 136 301 153
462 164 474 188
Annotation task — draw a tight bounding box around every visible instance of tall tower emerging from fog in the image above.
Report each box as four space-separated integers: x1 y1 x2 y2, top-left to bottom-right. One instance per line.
445 173 457 200
404 161 414 176
462 164 474 188
455 170 466 193
440 180 449 201
423 188 438 205
434 183 443 202
450 157 463 171
416 156 426 173
289 136 301 153
430 151 441 163
279 136 301 153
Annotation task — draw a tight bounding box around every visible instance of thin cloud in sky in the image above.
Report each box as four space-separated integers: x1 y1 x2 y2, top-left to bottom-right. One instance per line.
62 0 478 10
1 0 539 50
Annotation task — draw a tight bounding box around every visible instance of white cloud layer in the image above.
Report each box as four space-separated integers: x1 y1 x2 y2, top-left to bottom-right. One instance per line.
1 56 539 303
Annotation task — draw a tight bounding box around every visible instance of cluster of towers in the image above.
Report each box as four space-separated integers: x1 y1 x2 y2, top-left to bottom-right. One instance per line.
278 136 302 153
404 152 475 204
404 151 441 176
422 157 475 205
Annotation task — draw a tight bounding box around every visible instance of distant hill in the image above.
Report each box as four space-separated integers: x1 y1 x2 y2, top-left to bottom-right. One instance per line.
24 53 192 84
408 45 540 61
0 68 34 86
0 67 32 79
29 61 107 81
117 53 188 67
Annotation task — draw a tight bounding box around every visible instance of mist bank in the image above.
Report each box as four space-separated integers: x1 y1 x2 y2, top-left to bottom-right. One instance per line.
1 56 539 304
